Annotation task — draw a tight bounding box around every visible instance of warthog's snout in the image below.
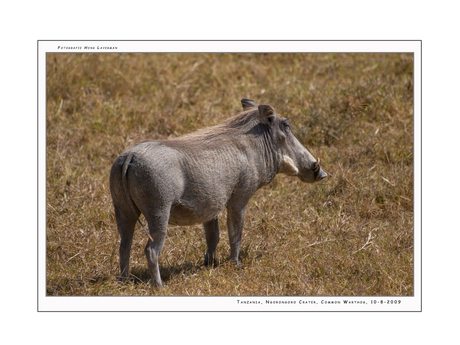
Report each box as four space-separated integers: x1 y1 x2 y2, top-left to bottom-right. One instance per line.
315 166 327 181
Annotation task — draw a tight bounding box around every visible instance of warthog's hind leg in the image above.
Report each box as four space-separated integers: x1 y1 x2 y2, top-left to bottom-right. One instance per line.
203 217 220 266
144 213 169 287
115 207 137 281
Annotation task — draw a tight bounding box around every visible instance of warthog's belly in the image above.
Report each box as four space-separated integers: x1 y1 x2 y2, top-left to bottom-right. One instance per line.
168 201 218 226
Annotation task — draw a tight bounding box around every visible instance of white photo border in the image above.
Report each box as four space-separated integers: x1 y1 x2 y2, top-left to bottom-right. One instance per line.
38 40 421 312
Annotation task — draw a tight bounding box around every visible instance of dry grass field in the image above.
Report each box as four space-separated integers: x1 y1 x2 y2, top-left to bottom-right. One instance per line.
46 52 413 296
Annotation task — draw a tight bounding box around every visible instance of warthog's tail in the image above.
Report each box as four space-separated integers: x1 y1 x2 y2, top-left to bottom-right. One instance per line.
122 152 154 242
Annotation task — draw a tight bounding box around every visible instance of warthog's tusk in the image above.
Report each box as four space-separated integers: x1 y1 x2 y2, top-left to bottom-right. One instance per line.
313 157 320 173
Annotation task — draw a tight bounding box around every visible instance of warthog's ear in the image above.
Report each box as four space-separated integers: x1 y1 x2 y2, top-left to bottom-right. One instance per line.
241 99 257 110
258 104 277 125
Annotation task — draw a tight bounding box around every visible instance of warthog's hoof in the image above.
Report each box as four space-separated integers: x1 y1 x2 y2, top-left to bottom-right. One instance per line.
229 257 242 266
149 279 163 288
204 253 217 266
119 275 131 283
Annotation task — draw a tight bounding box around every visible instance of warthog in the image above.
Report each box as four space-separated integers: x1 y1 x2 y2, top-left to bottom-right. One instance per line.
110 99 327 287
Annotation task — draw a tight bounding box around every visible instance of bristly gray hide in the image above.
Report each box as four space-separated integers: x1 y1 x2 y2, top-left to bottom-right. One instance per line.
109 99 327 287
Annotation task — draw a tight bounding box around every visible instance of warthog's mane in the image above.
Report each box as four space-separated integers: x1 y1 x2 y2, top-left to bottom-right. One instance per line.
170 107 261 144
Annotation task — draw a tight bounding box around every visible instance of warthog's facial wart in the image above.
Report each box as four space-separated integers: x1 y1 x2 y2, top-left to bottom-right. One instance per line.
110 98 327 287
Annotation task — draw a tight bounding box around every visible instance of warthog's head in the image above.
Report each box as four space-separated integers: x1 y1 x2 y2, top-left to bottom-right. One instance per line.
242 99 327 183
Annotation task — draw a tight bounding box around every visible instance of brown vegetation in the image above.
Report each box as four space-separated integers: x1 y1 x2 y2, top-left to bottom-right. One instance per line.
46 53 413 296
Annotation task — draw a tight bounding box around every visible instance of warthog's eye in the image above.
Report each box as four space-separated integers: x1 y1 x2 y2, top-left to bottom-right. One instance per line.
282 121 290 133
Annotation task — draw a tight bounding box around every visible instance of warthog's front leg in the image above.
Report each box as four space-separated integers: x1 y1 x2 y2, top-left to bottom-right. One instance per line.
204 217 220 266
227 205 247 265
